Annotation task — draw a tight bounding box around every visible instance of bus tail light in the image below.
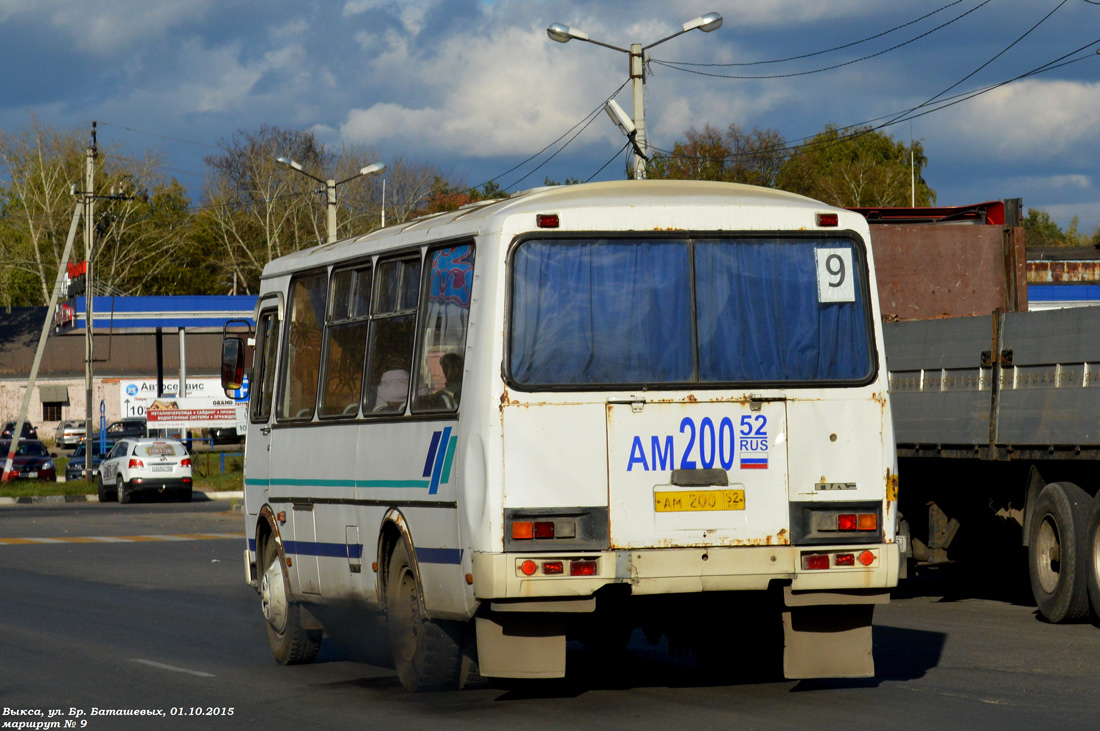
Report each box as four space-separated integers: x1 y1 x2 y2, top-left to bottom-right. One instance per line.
504 508 609 552
570 560 597 577
797 503 883 545
514 558 597 577
803 554 830 570
801 550 878 571
510 518 579 542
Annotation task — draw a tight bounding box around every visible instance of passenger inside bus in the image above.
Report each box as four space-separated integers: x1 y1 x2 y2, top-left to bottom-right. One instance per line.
373 369 409 412
438 352 462 409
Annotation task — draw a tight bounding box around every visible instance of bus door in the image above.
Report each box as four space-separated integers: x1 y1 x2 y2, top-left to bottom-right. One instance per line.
246 306 280 521
606 400 790 550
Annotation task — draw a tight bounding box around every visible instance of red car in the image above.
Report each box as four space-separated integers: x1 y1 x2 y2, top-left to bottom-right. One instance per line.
0 440 57 481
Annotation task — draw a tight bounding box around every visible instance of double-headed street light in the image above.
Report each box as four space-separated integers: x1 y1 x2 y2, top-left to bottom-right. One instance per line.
547 13 723 180
277 157 386 243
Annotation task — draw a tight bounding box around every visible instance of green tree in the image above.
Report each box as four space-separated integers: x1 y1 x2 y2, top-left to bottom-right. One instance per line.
1023 208 1089 248
648 123 787 187
776 124 934 207
0 116 194 305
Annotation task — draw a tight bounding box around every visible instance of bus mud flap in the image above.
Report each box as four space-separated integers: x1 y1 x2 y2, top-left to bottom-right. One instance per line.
475 614 566 679
781 589 888 679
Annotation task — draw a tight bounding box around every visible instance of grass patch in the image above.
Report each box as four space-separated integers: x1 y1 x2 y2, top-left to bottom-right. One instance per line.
191 452 244 492
1 452 243 497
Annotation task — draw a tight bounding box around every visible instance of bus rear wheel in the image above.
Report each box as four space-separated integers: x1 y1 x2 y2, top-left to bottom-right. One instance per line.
260 538 321 664
386 540 461 691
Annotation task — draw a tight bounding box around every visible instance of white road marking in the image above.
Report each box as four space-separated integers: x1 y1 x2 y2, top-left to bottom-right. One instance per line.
131 659 215 678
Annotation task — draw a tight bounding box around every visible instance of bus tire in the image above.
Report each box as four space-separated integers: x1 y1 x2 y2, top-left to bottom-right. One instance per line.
1086 494 1100 621
1028 482 1091 623
386 540 460 691
260 538 321 665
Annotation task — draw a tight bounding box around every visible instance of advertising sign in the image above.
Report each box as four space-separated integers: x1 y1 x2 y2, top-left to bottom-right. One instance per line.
144 397 247 430
118 378 223 419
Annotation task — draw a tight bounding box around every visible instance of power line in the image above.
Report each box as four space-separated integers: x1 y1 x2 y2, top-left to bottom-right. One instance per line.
648 42 1098 166
658 0 968 68
471 79 630 193
97 121 221 150
585 140 632 183
651 0 993 80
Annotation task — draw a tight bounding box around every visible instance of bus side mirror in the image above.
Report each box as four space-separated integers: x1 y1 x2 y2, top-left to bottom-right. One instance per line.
222 337 246 396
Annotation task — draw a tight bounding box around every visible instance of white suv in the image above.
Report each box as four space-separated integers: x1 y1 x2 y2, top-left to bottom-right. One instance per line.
98 438 193 503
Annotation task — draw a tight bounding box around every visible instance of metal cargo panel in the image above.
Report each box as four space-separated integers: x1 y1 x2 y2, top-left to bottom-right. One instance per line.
870 225 1025 320
886 317 993 446
996 308 1100 446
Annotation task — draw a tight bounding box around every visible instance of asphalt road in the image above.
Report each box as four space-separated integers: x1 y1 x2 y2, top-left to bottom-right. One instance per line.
1 502 1098 730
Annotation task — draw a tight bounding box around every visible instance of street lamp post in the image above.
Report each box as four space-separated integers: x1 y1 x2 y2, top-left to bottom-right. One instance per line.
276 158 386 243
547 13 723 180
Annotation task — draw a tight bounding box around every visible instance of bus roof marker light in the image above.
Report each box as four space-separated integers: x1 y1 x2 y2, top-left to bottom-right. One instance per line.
817 213 839 227
536 213 559 228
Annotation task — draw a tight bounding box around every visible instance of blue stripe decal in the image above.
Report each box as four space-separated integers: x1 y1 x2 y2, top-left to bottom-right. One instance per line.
416 547 463 565
283 541 364 559
276 540 460 565
428 426 452 495
422 431 442 478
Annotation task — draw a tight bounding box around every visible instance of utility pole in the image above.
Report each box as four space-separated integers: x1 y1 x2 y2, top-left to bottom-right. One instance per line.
630 43 647 180
83 123 97 477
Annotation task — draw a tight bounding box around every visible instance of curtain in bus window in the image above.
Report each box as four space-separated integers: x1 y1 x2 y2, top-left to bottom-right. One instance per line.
415 245 474 411
511 240 693 385
694 239 872 382
365 257 421 414
278 272 327 420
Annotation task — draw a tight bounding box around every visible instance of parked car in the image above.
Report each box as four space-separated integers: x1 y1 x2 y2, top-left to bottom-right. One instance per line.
1 421 39 440
54 420 87 448
105 418 147 440
64 441 116 482
0 440 57 481
208 426 244 445
97 438 192 503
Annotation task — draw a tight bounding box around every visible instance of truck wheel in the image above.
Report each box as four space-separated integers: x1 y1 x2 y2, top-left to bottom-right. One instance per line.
386 540 460 691
1086 494 1100 621
1028 482 1091 623
260 538 321 664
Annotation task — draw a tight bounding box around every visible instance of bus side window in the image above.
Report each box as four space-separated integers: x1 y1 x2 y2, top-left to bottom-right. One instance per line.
364 255 420 415
277 272 327 421
414 243 474 413
251 310 280 423
319 265 372 418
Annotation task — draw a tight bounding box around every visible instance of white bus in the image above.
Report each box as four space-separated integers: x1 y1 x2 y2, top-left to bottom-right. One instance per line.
222 180 900 690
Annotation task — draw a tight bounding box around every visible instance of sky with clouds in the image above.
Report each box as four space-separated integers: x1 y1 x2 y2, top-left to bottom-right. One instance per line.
2 0 1098 229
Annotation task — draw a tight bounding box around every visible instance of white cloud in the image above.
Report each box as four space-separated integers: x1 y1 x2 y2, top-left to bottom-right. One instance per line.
339 23 628 157
0 0 216 54
935 79 1100 161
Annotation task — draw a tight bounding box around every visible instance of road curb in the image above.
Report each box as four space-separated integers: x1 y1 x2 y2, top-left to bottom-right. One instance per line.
0 490 243 506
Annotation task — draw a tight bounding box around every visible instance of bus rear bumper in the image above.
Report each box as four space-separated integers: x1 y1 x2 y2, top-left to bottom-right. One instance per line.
471 543 900 600
471 544 898 680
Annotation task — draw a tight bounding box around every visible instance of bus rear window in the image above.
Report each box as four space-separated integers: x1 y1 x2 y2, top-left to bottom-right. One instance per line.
508 237 874 388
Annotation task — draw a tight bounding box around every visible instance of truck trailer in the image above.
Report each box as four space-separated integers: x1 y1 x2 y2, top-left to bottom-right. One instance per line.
858 199 1100 622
